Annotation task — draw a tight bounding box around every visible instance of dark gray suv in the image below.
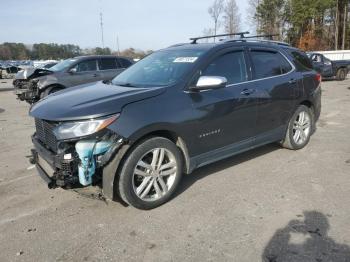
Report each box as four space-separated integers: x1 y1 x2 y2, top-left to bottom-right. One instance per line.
29 34 321 209
14 55 133 104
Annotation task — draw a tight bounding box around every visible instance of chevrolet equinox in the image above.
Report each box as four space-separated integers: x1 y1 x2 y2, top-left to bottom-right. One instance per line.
29 36 321 209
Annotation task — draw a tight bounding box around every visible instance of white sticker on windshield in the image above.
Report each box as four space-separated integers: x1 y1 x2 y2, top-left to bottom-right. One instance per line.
173 57 198 63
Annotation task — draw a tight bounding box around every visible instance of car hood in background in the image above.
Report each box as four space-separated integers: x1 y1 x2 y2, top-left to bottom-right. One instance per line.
15 68 53 80
29 81 166 121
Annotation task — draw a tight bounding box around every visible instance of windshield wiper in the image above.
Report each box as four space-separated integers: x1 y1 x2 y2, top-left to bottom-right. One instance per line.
114 82 137 87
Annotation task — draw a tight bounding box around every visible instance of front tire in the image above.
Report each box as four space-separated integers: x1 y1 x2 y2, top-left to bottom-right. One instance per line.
118 137 183 210
40 85 63 99
281 105 313 150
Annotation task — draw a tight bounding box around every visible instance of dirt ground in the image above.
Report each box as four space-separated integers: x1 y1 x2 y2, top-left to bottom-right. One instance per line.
0 78 349 262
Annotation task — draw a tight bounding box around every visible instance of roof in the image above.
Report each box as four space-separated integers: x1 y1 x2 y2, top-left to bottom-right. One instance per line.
73 55 133 61
165 39 294 53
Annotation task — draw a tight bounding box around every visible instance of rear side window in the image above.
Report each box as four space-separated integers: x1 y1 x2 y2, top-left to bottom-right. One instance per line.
74 60 97 72
118 58 132 68
250 50 292 79
202 51 247 85
98 58 118 70
288 51 313 72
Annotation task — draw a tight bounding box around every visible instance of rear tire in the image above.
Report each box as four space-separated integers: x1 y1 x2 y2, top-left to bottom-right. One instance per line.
336 68 347 81
118 137 183 210
281 105 313 150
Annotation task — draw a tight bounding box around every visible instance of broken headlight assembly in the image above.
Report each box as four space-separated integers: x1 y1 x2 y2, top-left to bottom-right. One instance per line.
53 114 119 140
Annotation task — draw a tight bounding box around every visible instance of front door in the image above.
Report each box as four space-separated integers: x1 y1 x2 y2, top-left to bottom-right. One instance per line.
66 59 100 87
189 48 258 156
311 54 333 77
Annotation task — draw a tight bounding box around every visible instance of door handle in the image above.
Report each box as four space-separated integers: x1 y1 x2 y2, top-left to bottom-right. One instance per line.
240 89 255 96
289 79 297 84
93 73 99 77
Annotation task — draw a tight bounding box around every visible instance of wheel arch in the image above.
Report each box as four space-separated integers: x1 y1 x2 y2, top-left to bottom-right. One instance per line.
102 128 191 202
337 66 348 70
300 100 313 110
127 129 191 175
44 83 66 92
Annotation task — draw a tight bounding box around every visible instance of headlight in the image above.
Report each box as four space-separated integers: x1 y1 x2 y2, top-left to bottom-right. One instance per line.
53 114 119 140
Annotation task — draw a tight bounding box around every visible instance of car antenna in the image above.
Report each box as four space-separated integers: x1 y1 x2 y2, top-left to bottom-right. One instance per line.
190 31 250 44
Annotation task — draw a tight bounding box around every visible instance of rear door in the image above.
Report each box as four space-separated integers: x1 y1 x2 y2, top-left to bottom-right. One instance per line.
322 57 334 77
66 59 99 86
118 57 133 69
249 48 300 143
287 49 317 96
98 57 123 80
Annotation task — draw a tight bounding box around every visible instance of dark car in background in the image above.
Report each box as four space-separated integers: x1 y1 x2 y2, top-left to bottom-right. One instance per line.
308 52 350 81
14 55 133 104
29 35 321 209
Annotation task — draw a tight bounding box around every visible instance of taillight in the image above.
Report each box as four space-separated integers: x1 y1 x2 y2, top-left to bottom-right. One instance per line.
315 73 322 83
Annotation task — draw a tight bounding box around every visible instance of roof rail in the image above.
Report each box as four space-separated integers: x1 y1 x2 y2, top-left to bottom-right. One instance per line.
226 38 290 47
243 34 279 40
248 39 291 46
190 31 250 44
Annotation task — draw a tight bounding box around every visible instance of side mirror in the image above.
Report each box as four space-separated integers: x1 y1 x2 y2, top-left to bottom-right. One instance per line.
69 68 77 74
191 76 227 91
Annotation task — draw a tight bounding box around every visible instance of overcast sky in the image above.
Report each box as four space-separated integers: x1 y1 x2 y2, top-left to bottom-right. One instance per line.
0 0 250 51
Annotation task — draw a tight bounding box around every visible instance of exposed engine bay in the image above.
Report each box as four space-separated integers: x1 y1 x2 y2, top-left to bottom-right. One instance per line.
30 118 125 190
13 68 53 103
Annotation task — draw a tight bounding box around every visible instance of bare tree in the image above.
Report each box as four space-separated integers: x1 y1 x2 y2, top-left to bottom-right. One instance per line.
223 0 241 36
246 0 260 33
208 0 225 41
202 28 215 42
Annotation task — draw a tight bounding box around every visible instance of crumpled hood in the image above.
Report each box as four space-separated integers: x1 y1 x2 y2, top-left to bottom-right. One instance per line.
15 68 53 80
30 81 166 121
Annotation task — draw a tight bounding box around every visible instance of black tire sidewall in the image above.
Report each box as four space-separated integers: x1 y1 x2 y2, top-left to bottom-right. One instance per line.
287 105 313 150
342 69 347 80
337 69 346 81
40 86 62 99
118 137 183 210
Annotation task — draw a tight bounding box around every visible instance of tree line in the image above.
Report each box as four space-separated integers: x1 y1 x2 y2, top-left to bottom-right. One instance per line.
205 0 350 51
0 42 152 60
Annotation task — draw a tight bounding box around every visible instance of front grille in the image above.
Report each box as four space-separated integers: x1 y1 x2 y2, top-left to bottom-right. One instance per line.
28 81 38 92
61 152 79 174
35 118 58 152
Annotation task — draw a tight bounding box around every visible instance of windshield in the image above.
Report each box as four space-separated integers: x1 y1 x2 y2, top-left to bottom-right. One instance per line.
49 59 77 72
112 49 204 87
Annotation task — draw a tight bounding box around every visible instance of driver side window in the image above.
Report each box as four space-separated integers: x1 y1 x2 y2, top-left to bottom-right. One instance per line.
73 60 97 72
202 51 247 85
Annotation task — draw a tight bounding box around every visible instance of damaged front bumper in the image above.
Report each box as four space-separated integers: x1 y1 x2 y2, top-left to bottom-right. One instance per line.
30 131 126 199
13 79 39 103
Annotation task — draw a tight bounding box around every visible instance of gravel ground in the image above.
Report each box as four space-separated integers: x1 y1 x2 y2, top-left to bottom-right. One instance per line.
0 78 349 262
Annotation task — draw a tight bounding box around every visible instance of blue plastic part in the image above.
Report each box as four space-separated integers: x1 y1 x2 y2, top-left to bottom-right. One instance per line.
75 140 112 186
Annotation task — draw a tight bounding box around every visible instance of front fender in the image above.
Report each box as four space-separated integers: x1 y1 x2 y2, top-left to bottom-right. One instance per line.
102 144 130 200
38 75 59 90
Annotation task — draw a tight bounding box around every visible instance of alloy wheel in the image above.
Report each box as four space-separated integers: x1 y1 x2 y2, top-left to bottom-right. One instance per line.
132 148 177 202
292 111 311 145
